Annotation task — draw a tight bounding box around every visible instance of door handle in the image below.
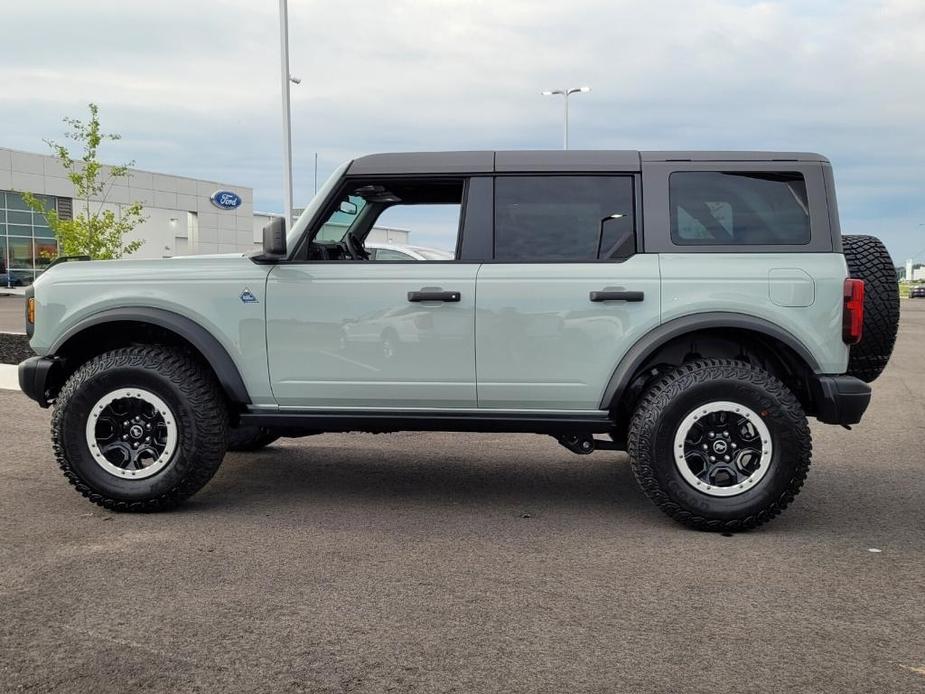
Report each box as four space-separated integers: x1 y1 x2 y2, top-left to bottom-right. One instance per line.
589 290 644 302
407 290 461 302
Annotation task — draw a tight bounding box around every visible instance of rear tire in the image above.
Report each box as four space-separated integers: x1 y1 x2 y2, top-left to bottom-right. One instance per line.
51 346 228 512
842 234 899 382
628 359 811 531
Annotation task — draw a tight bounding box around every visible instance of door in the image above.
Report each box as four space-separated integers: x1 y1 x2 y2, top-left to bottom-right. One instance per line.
266 176 479 408
475 175 661 410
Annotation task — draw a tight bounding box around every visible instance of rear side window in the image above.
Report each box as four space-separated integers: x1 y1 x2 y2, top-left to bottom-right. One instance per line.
494 176 636 261
669 172 810 246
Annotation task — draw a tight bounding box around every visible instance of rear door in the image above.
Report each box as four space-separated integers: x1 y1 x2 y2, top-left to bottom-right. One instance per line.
475 174 661 410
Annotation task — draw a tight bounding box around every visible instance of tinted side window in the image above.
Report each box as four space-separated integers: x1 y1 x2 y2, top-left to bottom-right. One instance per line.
494 176 635 261
670 172 810 246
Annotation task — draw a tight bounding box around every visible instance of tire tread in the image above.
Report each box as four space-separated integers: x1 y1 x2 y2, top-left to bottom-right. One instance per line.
50 345 228 512
843 234 899 383
627 358 812 531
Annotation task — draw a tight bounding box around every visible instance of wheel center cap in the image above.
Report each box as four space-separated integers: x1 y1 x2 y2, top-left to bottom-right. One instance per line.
712 439 728 454
129 424 144 439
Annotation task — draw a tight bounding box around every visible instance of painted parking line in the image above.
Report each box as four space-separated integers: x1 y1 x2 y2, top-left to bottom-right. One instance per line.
0 364 20 390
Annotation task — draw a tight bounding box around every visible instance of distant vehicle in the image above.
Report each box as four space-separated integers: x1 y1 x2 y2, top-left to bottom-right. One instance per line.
910 286 925 298
0 270 31 287
365 242 453 261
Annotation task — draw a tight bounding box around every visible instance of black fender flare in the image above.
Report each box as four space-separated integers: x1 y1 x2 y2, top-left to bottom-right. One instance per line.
600 312 821 409
51 307 251 404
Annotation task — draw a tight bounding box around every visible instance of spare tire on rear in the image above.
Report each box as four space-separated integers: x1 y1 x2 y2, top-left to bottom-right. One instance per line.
842 235 899 382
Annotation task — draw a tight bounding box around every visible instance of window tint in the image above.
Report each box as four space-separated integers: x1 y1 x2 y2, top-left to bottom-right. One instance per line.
670 172 810 246
494 176 635 261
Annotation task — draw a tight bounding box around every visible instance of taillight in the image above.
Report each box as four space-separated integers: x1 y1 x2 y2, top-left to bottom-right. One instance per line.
843 278 864 345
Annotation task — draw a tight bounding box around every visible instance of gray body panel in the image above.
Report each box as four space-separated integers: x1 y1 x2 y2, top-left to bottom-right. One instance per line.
475 257 661 409
265 263 479 408
29 255 275 405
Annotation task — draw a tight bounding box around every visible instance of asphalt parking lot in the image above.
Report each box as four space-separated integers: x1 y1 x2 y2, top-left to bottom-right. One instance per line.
1 302 924 693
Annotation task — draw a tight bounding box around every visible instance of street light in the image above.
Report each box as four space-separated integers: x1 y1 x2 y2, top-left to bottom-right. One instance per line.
278 0 296 225
541 86 590 150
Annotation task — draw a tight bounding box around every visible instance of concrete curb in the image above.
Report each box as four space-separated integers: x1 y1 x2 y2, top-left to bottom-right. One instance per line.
0 364 19 391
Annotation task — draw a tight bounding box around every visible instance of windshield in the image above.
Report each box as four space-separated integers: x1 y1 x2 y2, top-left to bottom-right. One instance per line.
286 159 351 247
315 194 368 242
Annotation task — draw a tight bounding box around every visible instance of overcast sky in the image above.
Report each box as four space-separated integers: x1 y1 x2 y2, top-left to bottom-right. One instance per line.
2 0 923 259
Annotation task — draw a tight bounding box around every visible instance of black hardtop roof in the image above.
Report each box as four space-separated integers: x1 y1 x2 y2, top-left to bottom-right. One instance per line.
346 150 829 176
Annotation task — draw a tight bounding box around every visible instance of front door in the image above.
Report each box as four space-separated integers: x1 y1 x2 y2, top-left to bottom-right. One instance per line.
475 175 661 410
266 176 479 409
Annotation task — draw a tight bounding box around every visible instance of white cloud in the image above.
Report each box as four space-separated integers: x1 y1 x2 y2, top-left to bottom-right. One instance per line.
1 0 923 259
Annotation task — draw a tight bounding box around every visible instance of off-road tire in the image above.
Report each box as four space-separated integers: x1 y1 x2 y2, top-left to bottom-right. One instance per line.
628 359 812 532
51 346 228 512
228 426 279 452
843 234 899 383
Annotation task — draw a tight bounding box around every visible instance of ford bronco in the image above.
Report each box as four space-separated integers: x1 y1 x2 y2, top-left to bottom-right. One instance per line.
18 150 899 530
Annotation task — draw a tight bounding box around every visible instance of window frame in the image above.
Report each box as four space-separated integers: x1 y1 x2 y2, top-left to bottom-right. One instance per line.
0 190 60 286
642 161 836 254
281 171 644 266
287 174 471 264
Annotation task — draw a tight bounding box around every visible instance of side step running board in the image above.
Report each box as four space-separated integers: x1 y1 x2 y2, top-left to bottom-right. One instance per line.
239 410 616 436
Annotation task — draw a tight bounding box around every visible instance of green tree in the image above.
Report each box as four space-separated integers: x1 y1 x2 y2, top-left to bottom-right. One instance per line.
22 103 145 260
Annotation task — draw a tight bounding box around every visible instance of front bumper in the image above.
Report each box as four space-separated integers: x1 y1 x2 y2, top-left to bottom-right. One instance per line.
18 355 63 408
810 375 871 426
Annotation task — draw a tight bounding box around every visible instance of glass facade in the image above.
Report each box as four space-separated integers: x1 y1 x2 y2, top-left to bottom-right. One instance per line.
0 190 59 287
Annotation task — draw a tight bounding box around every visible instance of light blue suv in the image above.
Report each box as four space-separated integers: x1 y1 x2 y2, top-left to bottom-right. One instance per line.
18 151 899 530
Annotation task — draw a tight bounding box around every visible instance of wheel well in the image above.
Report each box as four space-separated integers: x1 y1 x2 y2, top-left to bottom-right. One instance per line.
52 320 245 410
611 327 817 436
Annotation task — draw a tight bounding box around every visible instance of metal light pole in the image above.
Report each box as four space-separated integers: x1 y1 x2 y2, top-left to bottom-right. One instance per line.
541 86 590 149
279 0 295 225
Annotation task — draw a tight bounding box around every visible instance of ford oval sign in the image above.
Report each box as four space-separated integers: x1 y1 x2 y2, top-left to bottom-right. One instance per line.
210 190 242 210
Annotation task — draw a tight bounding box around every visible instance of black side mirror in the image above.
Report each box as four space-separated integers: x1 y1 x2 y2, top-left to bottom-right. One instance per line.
262 217 287 257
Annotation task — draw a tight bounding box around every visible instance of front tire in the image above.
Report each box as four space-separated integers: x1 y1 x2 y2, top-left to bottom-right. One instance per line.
51 346 229 512
628 359 811 531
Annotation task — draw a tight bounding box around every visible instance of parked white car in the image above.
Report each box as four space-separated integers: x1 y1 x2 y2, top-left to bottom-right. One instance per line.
365 242 454 261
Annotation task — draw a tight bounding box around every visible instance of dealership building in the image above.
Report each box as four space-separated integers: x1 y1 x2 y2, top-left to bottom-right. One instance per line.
0 146 408 286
